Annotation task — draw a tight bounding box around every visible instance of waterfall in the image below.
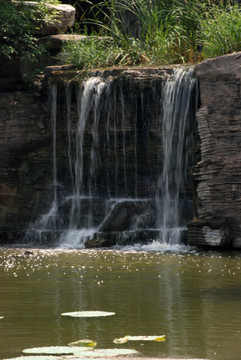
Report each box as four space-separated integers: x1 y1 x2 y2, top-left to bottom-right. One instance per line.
69 77 109 228
65 84 74 188
59 77 112 247
25 68 196 248
157 67 196 245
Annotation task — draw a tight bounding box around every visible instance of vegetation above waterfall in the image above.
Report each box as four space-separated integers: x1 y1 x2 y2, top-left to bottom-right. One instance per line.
62 0 241 69
0 0 240 71
0 0 60 60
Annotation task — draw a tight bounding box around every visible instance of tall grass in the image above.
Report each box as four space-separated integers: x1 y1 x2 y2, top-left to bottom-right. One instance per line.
199 3 241 58
62 36 122 69
62 0 241 69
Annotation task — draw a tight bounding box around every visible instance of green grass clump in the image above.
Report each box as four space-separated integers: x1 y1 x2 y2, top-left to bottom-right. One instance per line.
61 35 151 69
62 37 119 69
199 4 241 59
62 0 241 70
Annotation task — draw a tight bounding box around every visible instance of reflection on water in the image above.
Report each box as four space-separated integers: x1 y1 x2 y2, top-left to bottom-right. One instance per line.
1 247 241 359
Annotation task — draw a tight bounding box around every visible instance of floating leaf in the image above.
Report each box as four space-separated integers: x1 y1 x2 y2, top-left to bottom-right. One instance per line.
63 348 139 358
3 357 60 360
22 346 90 355
22 348 138 359
69 339 97 347
113 335 166 344
61 311 115 318
113 337 128 344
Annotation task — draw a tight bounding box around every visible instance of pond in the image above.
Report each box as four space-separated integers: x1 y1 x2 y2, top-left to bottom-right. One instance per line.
1 244 241 360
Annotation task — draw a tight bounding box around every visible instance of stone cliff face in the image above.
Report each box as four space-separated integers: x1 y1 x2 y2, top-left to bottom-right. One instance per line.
0 68 171 243
0 90 52 241
188 52 241 248
1 52 241 248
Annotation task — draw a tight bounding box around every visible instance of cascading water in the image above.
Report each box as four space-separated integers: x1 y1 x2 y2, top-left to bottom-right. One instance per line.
156 67 196 245
60 77 112 247
25 67 196 249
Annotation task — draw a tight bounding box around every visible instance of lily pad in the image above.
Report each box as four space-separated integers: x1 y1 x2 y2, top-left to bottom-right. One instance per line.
3 357 60 360
113 335 166 344
22 346 90 355
61 311 115 318
69 339 97 347
63 348 139 358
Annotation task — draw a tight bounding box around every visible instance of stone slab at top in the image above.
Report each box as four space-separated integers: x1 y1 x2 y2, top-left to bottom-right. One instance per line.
39 34 113 51
195 51 241 79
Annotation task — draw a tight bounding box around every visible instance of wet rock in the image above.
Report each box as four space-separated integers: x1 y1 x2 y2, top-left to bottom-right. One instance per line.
0 68 167 243
85 199 157 248
188 217 230 248
98 200 156 233
85 234 116 248
23 250 34 256
85 229 160 248
44 64 77 75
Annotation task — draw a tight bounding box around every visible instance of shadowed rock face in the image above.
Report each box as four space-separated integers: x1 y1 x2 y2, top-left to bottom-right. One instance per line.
188 52 241 248
0 90 53 241
0 68 172 244
98 200 156 233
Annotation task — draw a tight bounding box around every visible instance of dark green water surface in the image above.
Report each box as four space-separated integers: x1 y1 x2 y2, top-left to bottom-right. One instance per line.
1 245 241 359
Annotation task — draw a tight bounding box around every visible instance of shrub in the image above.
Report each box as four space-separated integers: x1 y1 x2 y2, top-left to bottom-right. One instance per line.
0 0 59 61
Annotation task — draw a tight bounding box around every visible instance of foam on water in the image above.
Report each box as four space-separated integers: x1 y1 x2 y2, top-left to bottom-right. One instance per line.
114 240 194 253
58 228 96 249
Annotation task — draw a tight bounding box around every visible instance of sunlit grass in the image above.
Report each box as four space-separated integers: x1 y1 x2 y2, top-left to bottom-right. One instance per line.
62 0 241 69
199 3 241 58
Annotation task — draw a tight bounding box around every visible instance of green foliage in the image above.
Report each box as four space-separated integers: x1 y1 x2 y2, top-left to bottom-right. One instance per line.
0 0 59 61
62 0 241 69
199 3 241 59
0 0 34 59
2 0 240 71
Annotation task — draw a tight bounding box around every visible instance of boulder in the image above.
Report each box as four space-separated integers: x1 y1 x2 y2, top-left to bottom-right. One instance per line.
98 200 156 233
14 1 76 36
188 217 230 248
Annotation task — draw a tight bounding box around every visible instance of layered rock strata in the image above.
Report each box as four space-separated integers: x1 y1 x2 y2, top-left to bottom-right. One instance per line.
188 52 241 248
0 90 52 241
0 67 171 243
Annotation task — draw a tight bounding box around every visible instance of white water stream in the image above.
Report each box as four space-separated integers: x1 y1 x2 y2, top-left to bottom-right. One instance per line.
157 67 196 245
